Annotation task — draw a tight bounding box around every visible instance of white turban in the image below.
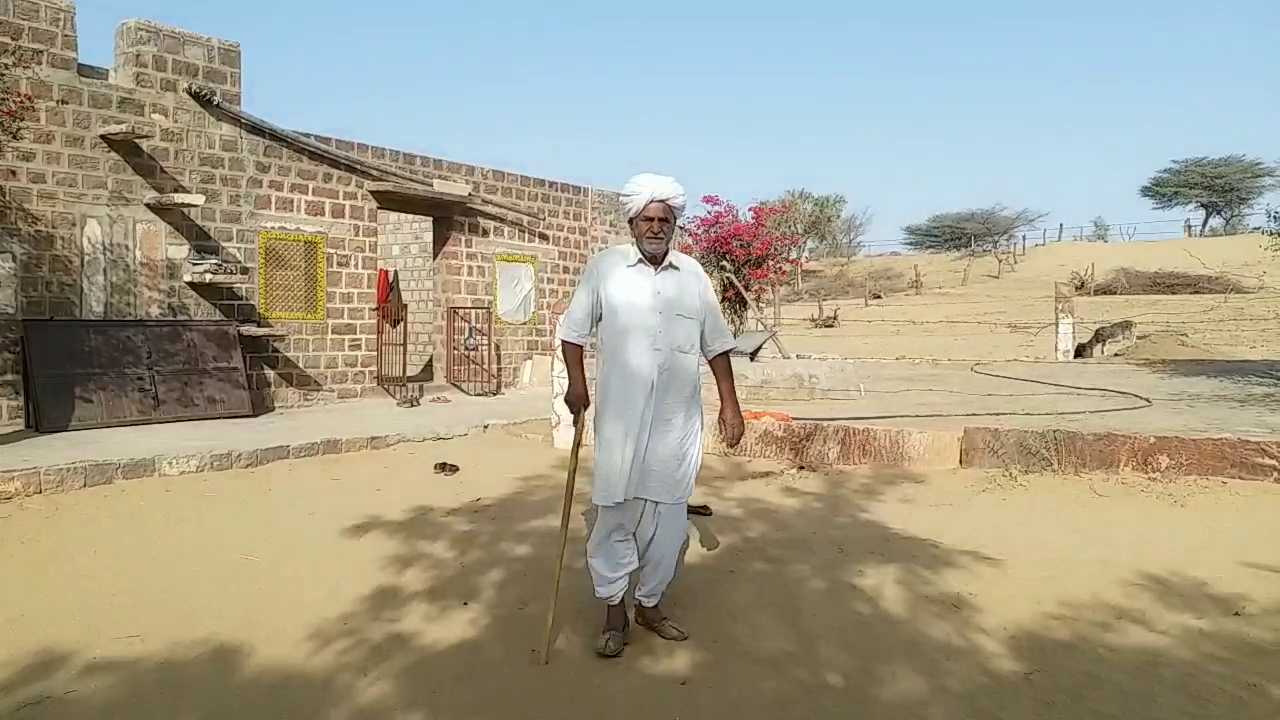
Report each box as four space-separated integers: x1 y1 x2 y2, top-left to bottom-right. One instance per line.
620 173 687 221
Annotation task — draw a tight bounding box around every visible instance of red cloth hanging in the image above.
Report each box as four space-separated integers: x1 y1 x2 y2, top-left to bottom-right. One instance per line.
376 268 392 307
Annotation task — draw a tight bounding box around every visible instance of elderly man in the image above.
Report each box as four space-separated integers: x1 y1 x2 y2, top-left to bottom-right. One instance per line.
557 172 744 658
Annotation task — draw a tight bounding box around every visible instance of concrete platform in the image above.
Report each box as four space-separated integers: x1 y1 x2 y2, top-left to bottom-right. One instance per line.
0 389 548 500
706 358 1280 483
721 358 1280 439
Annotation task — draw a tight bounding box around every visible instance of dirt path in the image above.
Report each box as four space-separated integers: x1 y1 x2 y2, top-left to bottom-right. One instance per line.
2 432 1278 719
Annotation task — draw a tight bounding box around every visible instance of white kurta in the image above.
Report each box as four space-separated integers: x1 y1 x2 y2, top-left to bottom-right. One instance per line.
557 243 738 507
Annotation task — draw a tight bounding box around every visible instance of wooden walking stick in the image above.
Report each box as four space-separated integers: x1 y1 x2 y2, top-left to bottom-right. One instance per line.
538 410 586 665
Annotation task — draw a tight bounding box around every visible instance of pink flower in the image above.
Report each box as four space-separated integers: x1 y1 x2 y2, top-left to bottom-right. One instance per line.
679 194 803 308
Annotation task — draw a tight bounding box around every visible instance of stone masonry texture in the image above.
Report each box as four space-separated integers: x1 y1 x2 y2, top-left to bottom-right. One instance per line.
0 0 631 424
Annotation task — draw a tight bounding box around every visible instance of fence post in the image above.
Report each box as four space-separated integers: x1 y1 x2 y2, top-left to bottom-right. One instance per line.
961 235 976 286
863 273 870 307
1056 222 1064 243
549 299 576 450
913 263 922 295
1054 281 1076 361
1041 228 1047 246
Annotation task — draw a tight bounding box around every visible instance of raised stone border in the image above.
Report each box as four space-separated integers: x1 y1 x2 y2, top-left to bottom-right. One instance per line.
960 426 1280 482
704 419 960 469
708 420 1280 483
0 422 522 502
5 419 1279 503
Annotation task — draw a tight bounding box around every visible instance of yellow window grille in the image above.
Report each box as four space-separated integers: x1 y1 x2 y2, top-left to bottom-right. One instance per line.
258 230 326 321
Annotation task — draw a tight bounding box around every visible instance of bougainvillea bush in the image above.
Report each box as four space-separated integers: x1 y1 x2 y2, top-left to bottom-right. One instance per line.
679 195 803 334
0 45 37 154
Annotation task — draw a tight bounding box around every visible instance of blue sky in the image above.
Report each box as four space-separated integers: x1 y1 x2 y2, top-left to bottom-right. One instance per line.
75 0 1278 248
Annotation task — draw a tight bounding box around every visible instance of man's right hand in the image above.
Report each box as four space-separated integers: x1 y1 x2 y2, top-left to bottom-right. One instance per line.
564 382 590 416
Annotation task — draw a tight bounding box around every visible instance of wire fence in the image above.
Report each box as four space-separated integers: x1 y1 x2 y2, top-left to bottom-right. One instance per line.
756 292 1280 369
846 211 1271 255
776 296 1280 327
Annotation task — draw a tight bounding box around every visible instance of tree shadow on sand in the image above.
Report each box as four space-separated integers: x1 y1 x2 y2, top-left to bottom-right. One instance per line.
1 457 1277 719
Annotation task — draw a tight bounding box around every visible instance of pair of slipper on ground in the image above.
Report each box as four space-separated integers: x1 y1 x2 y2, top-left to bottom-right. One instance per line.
396 395 452 409
597 607 689 657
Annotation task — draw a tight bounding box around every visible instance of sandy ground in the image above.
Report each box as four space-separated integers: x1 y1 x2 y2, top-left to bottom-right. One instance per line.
2 430 1278 719
777 234 1280 361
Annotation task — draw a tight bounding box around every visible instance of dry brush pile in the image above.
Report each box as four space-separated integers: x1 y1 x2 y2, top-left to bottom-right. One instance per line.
1071 267 1261 296
783 264 907 302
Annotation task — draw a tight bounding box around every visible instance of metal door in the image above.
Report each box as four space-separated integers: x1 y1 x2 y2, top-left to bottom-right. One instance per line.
445 306 499 396
22 319 253 432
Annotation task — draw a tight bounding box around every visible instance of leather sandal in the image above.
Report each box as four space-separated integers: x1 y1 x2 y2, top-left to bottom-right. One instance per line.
634 610 688 641
595 615 629 658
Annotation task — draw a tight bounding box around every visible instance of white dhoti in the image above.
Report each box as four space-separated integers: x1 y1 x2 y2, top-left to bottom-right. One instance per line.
585 499 689 607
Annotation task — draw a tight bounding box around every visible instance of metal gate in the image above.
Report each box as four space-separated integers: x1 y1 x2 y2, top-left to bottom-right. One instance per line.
376 301 410 399
446 306 499 396
21 319 253 432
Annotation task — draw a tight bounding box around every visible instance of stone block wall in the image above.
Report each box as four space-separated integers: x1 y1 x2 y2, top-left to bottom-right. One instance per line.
112 16 242 105
0 0 629 424
303 139 631 390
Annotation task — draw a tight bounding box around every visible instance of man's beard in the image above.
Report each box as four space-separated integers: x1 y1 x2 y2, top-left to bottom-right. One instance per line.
639 237 668 257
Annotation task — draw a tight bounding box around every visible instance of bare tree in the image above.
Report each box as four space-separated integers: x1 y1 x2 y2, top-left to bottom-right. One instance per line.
834 206 873 259
1090 216 1109 243
763 189 872 290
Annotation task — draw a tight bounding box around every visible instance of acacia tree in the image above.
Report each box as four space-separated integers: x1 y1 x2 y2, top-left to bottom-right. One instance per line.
679 195 802 335
1139 155 1279 236
901 205 1046 254
0 45 38 154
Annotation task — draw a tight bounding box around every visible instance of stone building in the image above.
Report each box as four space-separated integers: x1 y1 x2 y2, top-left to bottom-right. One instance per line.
0 0 628 425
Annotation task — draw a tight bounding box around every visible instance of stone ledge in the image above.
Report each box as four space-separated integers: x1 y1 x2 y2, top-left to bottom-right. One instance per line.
541 416 1280 483
704 420 962 469
960 426 1280 482
0 420 531 503
7 419 1279 503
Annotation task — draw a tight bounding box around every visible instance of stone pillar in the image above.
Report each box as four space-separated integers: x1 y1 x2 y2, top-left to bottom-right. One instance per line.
550 300 576 450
